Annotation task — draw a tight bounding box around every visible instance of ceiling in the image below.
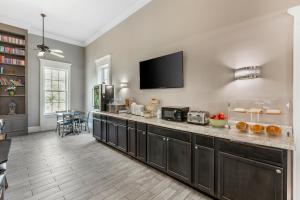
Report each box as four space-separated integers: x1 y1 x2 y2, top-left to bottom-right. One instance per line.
0 0 151 46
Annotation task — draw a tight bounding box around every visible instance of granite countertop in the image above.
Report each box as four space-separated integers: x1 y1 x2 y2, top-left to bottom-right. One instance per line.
93 111 295 151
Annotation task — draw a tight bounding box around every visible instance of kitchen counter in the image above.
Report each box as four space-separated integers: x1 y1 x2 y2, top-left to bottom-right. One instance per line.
93 111 295 150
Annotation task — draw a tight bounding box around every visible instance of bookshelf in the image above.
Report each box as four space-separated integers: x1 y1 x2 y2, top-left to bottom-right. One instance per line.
0 23 28 136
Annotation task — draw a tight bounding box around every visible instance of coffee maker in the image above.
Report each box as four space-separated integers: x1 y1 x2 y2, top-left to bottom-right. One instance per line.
93 84 114 111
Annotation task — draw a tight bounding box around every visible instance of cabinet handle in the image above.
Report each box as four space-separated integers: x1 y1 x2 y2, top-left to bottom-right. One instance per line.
163 137 166 141
195 146 198 149
166 138 169 141
276 169 282 174
142 132 145 135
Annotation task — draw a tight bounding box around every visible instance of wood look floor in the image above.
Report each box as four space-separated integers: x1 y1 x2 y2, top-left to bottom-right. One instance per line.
5 131 212 200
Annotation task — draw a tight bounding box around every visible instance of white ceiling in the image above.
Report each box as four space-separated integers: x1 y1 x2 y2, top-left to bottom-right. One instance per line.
0 0 151 46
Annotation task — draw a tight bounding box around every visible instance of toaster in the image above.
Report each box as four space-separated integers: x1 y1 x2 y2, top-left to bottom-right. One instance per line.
187 111 209 125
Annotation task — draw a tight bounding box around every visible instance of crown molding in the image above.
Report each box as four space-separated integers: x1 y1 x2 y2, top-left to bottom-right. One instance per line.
84 0 152 46
0 0 152 47
29 27 85 47
0 14 85 46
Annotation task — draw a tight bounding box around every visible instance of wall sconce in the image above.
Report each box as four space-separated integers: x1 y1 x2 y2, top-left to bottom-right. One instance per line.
234 66 261 80
120 82 129 89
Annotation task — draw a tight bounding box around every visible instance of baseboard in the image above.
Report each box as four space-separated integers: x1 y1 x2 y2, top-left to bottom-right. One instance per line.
28 126 41 133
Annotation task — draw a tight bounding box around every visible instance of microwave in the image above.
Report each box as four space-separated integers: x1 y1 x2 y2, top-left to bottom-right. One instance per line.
161 107 190 122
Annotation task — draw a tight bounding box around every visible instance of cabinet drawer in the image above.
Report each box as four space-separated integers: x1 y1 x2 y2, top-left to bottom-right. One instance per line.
194 135 214 148
93 114 101 119
148 125 191 143
137 122 147 131
128 121 136 128
107 117 127 126
216 139 285 166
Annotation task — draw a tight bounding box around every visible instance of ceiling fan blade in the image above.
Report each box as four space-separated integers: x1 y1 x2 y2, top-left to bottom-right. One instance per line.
50 49 63 53
37 51 45 57
50 51 64 58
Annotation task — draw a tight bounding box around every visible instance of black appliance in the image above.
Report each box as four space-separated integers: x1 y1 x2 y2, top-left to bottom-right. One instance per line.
162 106 190 122
139 51 184 89
93 84 114 111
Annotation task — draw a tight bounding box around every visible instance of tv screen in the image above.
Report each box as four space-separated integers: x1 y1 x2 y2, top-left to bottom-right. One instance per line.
139 51 183 89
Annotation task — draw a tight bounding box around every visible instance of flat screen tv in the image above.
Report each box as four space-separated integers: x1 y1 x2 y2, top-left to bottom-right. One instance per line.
139 51 183 89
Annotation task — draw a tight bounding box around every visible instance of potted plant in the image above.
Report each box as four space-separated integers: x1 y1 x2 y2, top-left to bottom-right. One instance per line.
6 86 16 96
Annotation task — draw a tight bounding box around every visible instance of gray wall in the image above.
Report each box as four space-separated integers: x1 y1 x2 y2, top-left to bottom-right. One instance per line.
28 34 85 127
84 0 297 115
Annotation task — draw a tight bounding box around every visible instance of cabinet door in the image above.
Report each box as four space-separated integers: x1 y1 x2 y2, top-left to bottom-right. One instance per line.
167 137 191 184
107 122 117 146
218 152 283 200
101 120 107 142
128 127 136 157
93 119 101 140
194 145 214 195
147 132 167 172
137 129 147 162
117 124 127 152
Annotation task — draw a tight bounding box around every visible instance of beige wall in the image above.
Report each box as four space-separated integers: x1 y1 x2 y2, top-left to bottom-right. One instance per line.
85 0 300 113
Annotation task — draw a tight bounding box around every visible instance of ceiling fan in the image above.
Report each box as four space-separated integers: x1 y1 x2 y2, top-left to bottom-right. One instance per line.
36 13 64 58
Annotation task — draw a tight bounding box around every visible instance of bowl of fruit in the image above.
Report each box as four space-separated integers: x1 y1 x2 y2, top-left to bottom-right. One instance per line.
209 112 227 128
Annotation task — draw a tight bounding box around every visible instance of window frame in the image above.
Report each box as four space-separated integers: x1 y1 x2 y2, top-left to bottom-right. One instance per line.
95 55 111 85
40 59 71 116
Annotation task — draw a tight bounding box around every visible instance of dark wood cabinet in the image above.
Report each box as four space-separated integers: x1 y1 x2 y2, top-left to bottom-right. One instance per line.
136 129 147 162
167 137 191 184
147 126 192 184
101 119 107 142
92 115 288 200
147 132 167 172
117 124 127 152
216 139 286 200
193 135 215 196
194 145 214 195
218 152 283 200
128 127 136 157
92 118 101 140
107 121 117 146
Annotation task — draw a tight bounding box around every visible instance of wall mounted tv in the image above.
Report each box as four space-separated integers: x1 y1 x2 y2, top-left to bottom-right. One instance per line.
139 51 183 89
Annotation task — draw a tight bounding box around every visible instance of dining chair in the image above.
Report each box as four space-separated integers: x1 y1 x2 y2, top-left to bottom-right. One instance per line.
73 111 82 134
60 113 73 137
56 110 66 135
80 111 91 133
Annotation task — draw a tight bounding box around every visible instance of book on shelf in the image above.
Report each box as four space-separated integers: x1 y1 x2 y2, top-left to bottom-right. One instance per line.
0 34 25 46
0 46 25 56
0 77 9 85
0 77 24 86
0 55 25 66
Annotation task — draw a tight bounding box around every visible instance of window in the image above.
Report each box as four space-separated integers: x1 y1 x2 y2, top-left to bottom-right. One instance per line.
40 59 71 115
44 67 68 114
97 64 110 84
95 55 111 85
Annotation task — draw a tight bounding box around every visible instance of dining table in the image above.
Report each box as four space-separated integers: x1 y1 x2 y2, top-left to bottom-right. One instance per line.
56 111 82 135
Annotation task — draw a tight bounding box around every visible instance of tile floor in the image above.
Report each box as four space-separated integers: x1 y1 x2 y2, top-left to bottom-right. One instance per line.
5 131 212 200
